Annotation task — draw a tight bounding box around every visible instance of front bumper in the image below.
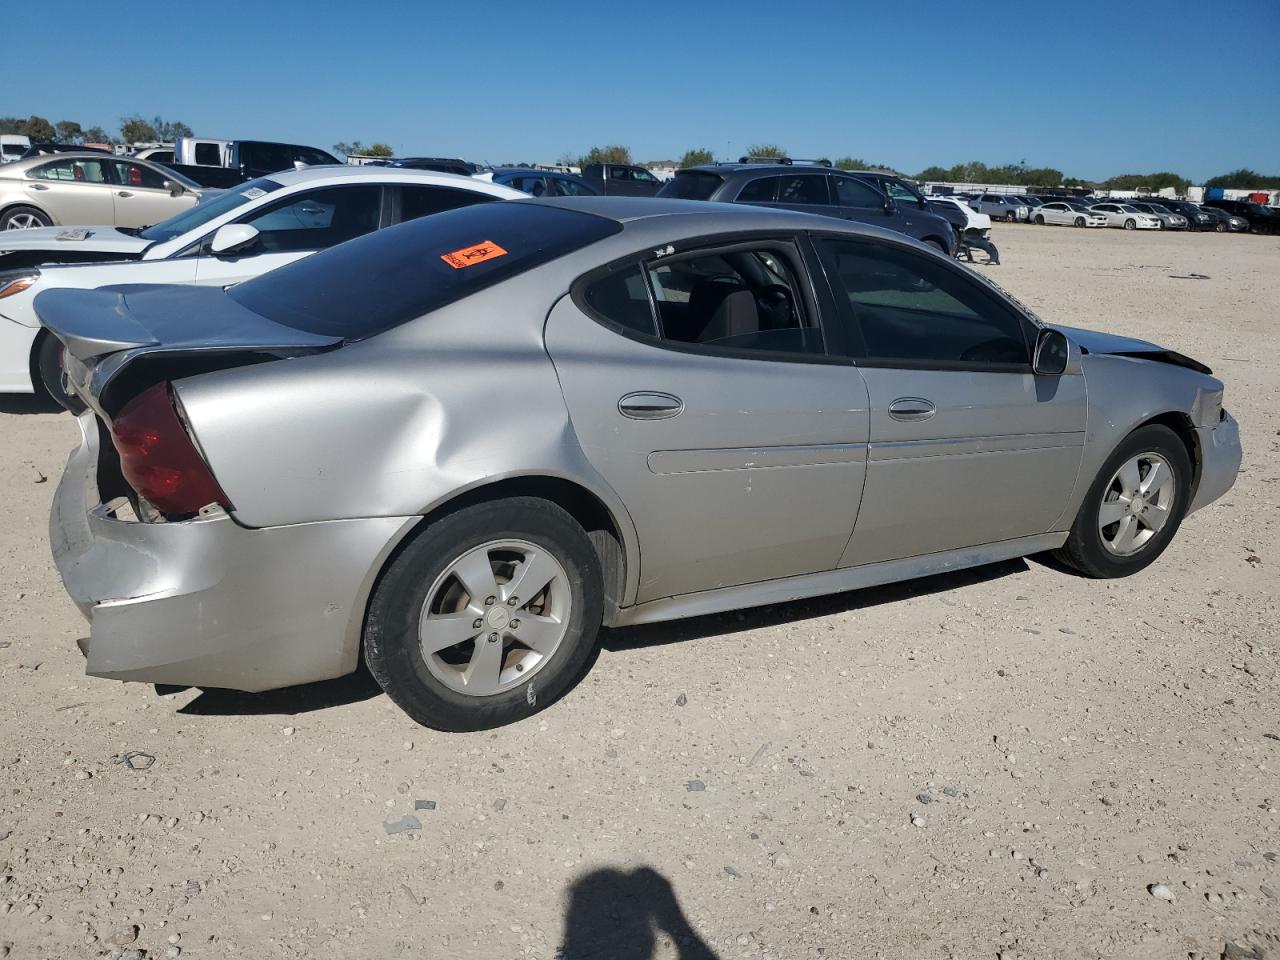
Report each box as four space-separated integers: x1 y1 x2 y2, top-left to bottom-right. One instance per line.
1188 410 1242 515
50 413 416 692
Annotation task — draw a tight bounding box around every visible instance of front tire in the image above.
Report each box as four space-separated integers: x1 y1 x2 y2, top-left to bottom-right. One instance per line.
1215 222 1226 233
1034 214 1045 225
1 205 52 230
1054 424 1192 578
364 497 603 731
1074 216 1085 227
1005 211 1016 222
1124 219 1136 230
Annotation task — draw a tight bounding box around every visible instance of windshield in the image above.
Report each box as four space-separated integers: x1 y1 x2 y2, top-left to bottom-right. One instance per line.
230 202 622 339
657 171 724 201
138 178 284 243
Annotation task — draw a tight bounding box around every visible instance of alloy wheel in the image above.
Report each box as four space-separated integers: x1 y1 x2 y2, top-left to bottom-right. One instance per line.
4 212 43 230
418 538 571 696
1098 453 1176 557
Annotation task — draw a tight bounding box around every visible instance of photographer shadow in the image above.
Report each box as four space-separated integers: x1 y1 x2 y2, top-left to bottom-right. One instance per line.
558 866 719 960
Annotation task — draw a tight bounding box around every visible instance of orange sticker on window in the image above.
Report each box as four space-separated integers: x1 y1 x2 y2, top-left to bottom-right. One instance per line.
440 241 508 269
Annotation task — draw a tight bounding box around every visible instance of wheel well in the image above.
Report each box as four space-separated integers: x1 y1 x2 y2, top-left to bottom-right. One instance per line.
412 477 629 623
1136 411 1201 498
27 328 50 394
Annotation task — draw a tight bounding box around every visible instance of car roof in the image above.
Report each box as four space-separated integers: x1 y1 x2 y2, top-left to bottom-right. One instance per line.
492 167 578 177
254 165 522 195
526 195 930 246
678 163 838 176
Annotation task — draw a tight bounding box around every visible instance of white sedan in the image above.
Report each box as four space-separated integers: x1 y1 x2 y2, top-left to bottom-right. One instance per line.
1088 202 1162 230
0 167 523 400
1032 201 1108 228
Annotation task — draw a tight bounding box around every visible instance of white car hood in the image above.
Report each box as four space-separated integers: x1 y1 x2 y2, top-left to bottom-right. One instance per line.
0 226 150 259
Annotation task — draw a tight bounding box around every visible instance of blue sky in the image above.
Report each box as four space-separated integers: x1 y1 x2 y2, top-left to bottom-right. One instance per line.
15 0 1279 182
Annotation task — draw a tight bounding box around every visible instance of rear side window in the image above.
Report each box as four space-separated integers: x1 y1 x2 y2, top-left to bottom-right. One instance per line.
736 177 778 202
833 177 882 208
777 175 830 205
657 171 724 200
32 159 110 182
398 185 493 223
581 265 656 335
230 203 622 339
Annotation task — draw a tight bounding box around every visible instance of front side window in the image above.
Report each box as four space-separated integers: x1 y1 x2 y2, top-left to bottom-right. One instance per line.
657 171 724 200
630 167 659 183
582 244 823 358
31 158 110 183
833 177 883 208
549 176 594 197
240 185 382 252
140 177 283 243
111 161 167 190
776 175 829 205
880 179 919 203
816 237 1029 367
608 166 629 180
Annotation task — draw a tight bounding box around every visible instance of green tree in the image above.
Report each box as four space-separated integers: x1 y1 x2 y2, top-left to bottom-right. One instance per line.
1103 171 1190 193
119 115 157 144
151 117 193 141
743 143 787 161
20 115 55 141
915 165 951 181
833 156 870 171
54 120 83 143
1204 168 1280 190
83 126 111 144
579 144 632 167
366 143 394 157
0 117 23 134
678 147 714 168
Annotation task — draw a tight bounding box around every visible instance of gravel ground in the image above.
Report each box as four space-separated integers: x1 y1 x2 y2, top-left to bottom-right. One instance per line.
1 223 1277 960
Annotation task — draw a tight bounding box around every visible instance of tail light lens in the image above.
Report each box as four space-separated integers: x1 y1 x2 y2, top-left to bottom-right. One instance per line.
110 382 232 516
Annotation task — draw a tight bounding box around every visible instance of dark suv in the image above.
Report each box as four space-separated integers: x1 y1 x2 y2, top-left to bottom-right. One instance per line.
658 162 956 254
1201 198 1279 234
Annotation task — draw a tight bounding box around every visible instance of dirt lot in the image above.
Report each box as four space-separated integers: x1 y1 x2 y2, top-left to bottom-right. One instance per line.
1 224 1277 960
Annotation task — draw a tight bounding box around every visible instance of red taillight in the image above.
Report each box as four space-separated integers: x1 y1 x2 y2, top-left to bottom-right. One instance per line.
110 382 232 516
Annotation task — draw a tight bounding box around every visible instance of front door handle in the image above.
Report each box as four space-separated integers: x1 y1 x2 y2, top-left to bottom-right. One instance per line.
888 397 935 421
619 392 683 421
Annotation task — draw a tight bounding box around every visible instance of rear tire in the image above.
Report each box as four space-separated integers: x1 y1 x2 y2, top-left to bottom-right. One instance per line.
923 238 948 255
0 205 52 230
33 333 85 414
1053 424 1192 579
364 497 603 731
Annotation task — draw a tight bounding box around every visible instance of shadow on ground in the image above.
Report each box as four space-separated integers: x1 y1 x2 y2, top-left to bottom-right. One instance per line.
558 866 719 960
0 394 63 415
174 556 1031 718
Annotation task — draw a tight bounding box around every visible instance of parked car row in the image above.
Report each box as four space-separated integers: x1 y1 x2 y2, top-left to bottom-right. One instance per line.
945 191 1257 233
29 193 1240 730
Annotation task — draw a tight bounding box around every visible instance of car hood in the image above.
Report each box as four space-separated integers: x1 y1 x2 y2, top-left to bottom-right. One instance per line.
1052 324 1212 375
0 226 149 257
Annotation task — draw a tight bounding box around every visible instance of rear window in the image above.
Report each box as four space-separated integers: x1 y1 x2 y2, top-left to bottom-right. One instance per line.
229 202 622 339
657 171 724 201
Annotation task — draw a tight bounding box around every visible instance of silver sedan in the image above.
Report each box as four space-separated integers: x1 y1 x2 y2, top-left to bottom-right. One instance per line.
39 198 1241 730
0 152 206 230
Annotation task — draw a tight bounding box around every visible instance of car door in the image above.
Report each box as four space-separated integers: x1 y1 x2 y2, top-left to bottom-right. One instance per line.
812 232 1086 566
192 184 384 285
23 157 115 224
545 235 870 603
108 160 197 228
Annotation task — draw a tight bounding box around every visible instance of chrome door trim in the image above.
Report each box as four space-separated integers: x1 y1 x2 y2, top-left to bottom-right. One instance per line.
648 442 868 475
867 431 1086 461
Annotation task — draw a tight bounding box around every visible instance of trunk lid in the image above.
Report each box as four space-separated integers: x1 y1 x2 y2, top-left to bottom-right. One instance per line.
34 284 342 413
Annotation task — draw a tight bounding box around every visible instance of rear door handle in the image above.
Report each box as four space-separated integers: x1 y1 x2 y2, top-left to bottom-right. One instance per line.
27 183 49 191
116 191 133 198
619 392 683 420
888 397 935 421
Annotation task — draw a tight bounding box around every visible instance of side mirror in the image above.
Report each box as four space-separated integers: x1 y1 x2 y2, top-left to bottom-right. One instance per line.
1033 327 1069 376
883 197 897 214
209 223 260 256
163 179 185 197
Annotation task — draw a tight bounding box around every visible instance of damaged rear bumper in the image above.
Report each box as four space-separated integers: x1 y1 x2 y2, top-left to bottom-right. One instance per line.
50 413 416 692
